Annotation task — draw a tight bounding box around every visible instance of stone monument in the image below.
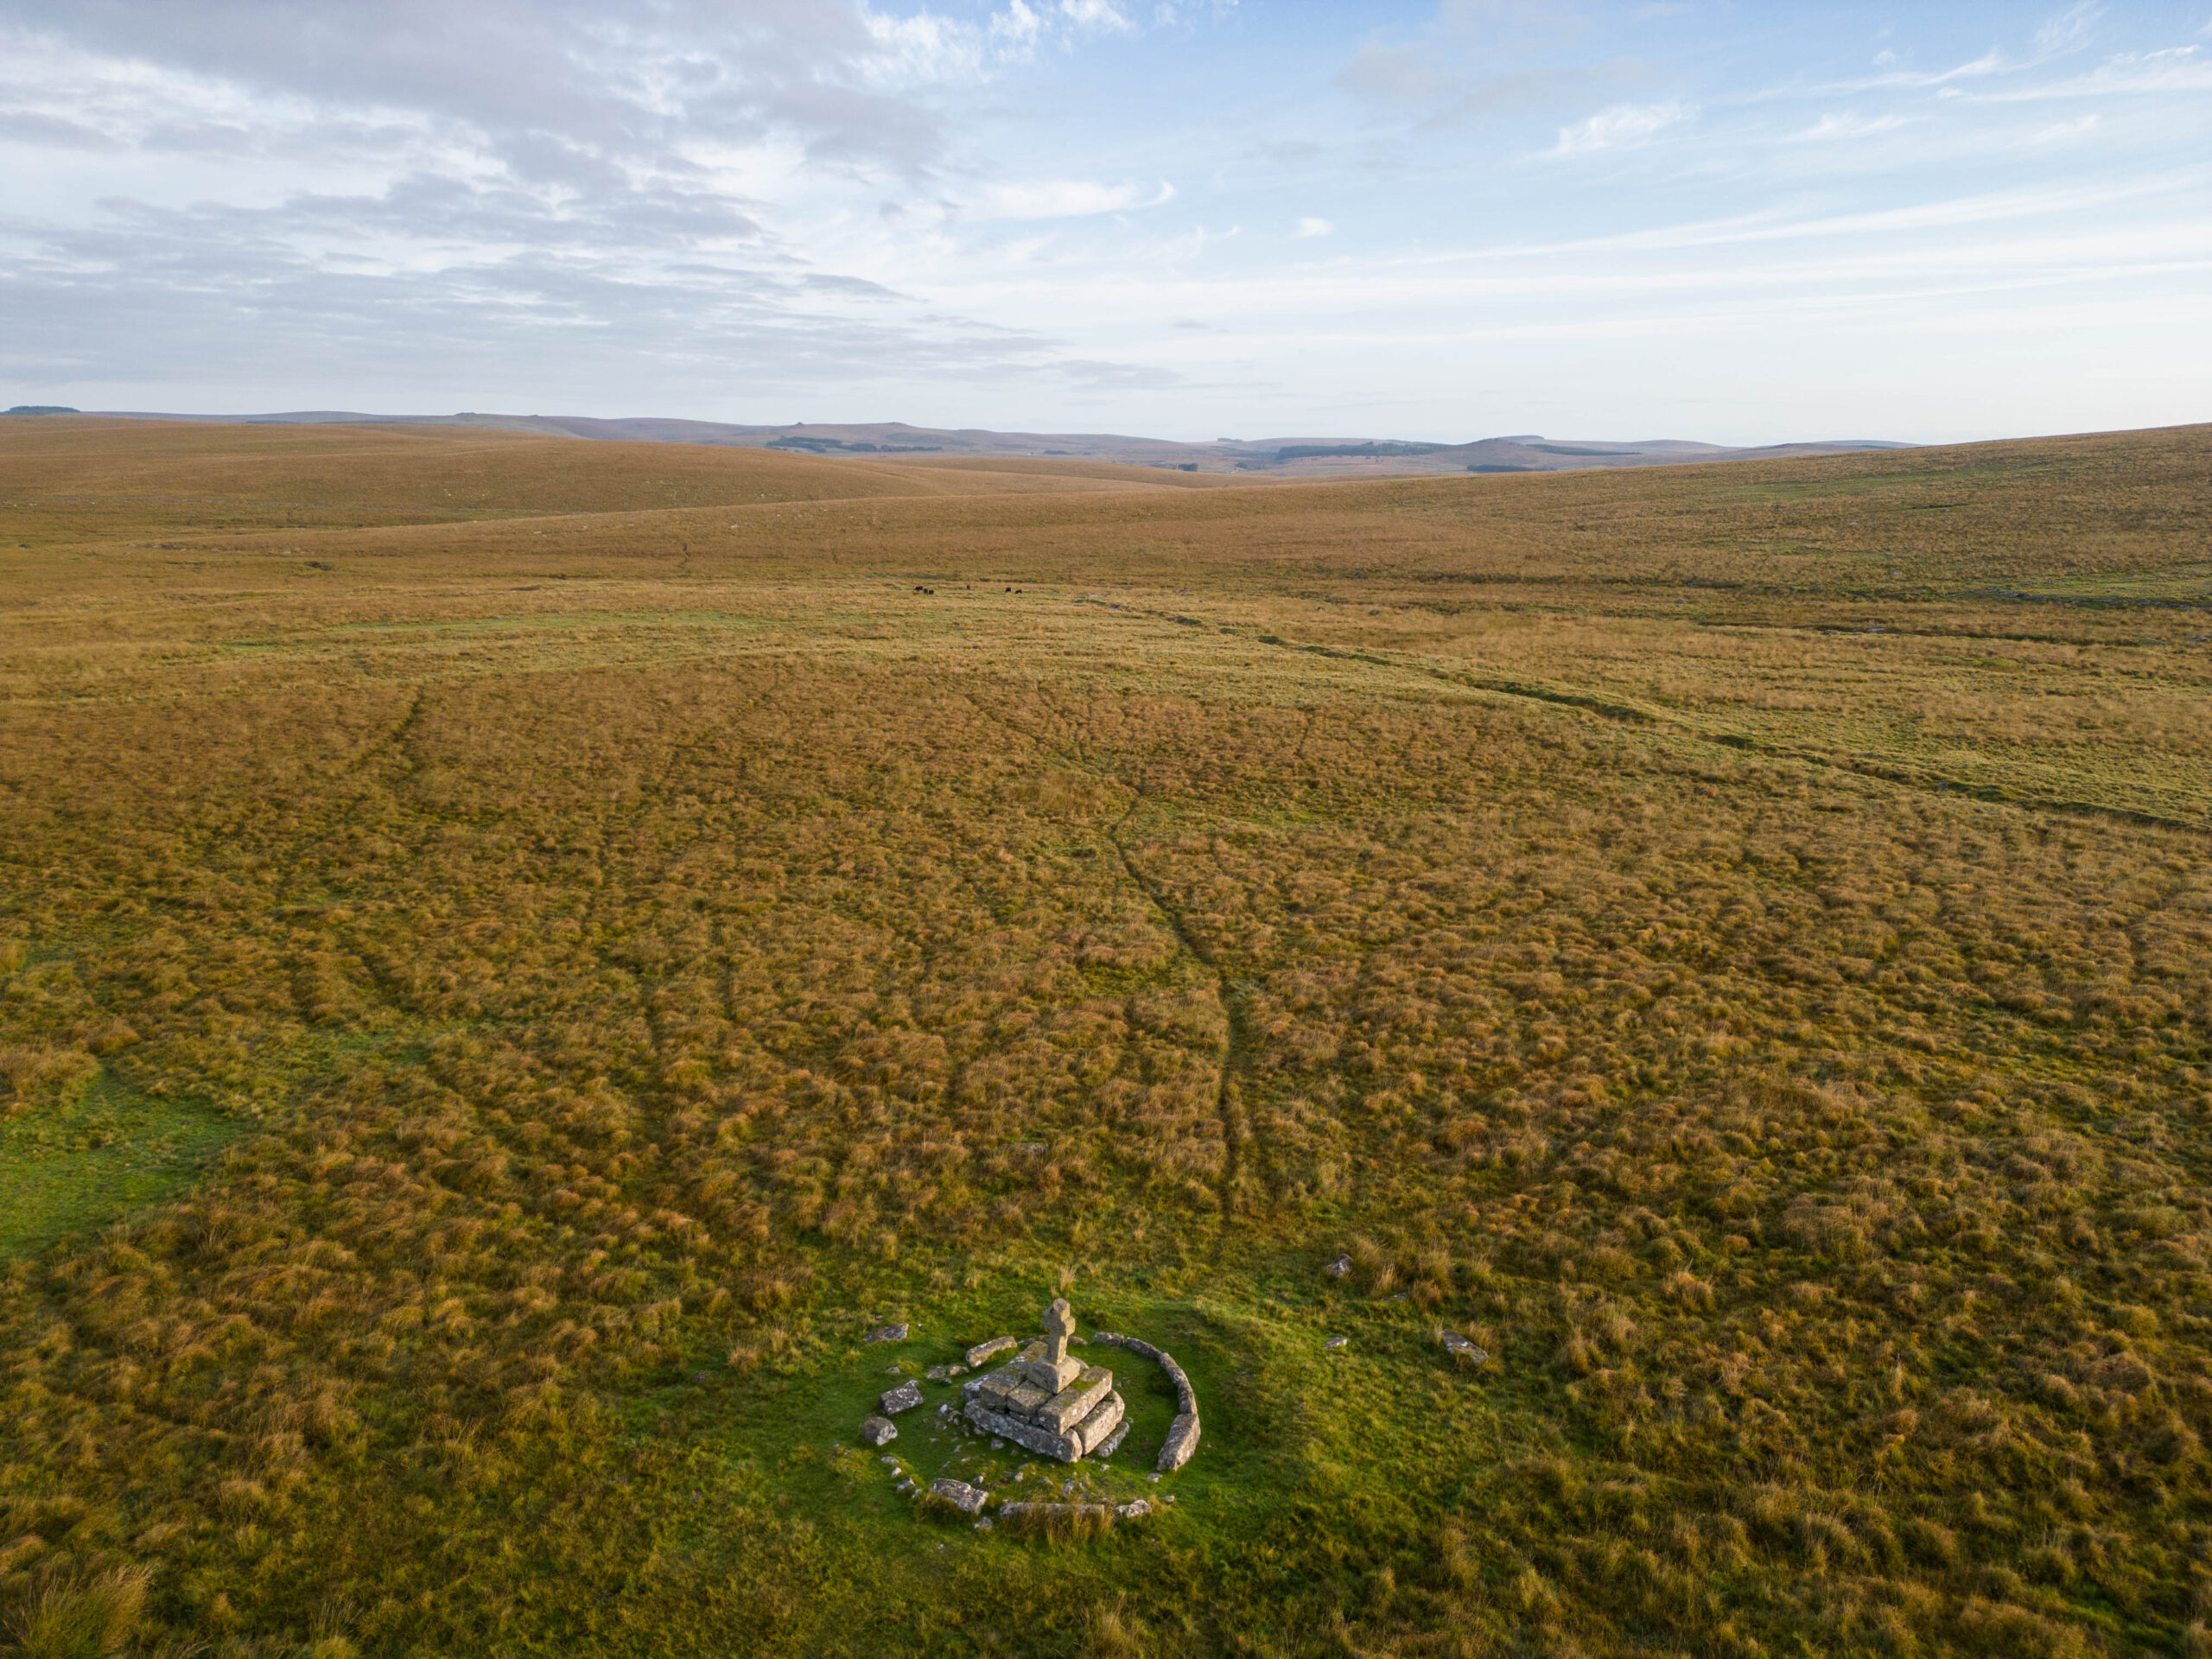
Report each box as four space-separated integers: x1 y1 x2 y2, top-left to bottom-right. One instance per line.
961 1297 1126 1462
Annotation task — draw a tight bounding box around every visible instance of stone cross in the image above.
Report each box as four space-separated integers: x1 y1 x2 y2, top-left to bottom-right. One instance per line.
1040 1297 1076 1366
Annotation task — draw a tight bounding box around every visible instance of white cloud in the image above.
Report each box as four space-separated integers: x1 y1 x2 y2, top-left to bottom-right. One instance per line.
1059 0 1133 31
1296 216 1332 237
1974 46 2212 99
1552 101 1694 155
2036 3 2105 56
1788 112 1911 143
969 179 1173 219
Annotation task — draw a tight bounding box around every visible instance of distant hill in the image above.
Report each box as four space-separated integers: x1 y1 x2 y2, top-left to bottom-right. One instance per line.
85 409 1911 475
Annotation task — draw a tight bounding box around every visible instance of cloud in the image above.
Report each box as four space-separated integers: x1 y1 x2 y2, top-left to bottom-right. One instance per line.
1974 46 2212 99
967 179 1173 219
1296 217 1332 237
2035 3 2104 57
1787 112 1911 143
1552 100 1692 155
1058 0 1133 31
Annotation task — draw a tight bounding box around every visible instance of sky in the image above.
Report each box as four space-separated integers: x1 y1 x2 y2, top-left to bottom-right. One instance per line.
3 1 2209 443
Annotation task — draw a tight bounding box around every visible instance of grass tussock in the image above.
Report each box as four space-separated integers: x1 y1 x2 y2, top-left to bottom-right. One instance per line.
0 418 2209 1656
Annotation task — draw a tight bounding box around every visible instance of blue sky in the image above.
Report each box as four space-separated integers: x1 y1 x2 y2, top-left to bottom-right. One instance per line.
3 1 2209 442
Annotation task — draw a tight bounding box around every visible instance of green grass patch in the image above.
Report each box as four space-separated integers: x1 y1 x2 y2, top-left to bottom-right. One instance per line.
0 1066 245 1256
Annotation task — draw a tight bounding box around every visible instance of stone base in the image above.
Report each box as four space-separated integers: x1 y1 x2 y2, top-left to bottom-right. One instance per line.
963 1389 1124 1463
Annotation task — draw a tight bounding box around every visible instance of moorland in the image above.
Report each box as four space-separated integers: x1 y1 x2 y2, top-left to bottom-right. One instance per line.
2 414 2209 1658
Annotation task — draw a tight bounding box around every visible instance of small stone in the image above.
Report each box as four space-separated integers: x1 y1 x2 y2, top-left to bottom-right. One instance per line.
1441 1332 1489 1365
925 1364 950 1382
865 1322 911 1344
1325 1255 1351 1277
860 1416 899 1447
1325 1336 1349 1350
1117 1498 1151 1519
992 1440 1005 1450
880 1380 924 1414
1147 1472 1160 1483
931 1478 988 1515
975 1517 993 1531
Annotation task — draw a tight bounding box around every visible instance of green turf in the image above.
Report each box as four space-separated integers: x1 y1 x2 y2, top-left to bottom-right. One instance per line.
0 1066 245 1255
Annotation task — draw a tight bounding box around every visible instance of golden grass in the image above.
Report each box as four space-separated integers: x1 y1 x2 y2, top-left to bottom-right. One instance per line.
0 416 2209 1656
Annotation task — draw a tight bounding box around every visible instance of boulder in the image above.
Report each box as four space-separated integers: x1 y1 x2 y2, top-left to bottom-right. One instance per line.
880 1380 924 1414
859 1416 898 1447
1441 1332 1489 1364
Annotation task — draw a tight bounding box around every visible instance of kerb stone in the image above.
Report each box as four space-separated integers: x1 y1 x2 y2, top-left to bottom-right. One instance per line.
1158 1411 1200 1473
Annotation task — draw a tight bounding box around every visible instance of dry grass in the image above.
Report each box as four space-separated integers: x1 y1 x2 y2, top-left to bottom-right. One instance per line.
0 416 2208 1656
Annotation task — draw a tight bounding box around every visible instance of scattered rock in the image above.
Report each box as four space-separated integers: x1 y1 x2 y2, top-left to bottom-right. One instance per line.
925 1364 951 1382
1116 1498 1151 1520
930 1478 988 1516
865 1323 911 1344
1441 1332 1489 1364
880 1380 924 1414
859 1416 899 1447
965 1335 1018 1367
974 1517 993 1531
1325 1255 1351 1277
1325 1336 1349 1350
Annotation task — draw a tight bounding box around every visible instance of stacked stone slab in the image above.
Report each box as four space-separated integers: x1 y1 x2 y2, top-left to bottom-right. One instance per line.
1092 1332 1200 1473
962 1297 1125 1463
